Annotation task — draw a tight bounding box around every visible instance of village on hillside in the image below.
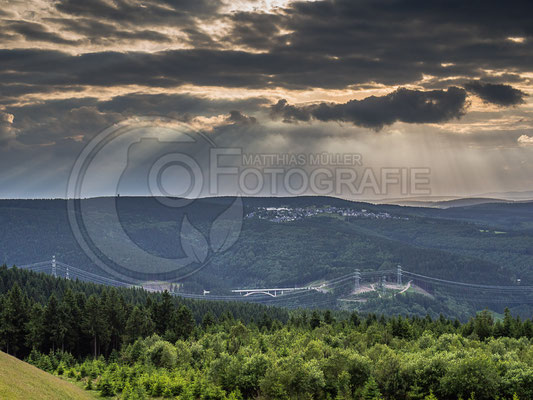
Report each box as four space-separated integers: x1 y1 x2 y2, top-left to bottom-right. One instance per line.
245 206 409 223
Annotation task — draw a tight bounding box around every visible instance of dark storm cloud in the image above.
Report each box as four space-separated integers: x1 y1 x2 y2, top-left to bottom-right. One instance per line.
420 73 530 90
0 112 16 146
0 83 87 107
0 0 531 143
2 0 533 93
271 87 468 130
5 20 78 45
3 93 267 145
5 98 119 145
0 45 531 95
250 0 533 54
180 27 219 48
0 49 295 89
227 110 257 125
46 0 223 47
0 32 18 41
225 12 285 51
0 48 457 90
223 0 533 87
47 18 172 44
99 93 268 115
54 0 221 25
464 81 527 106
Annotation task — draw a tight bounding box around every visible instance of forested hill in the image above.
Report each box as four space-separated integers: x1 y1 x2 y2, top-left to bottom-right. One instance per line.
1 197 533 317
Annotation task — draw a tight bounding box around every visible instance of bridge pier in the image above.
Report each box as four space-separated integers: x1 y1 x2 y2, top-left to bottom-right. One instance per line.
51 255 56 278
397 265 402 285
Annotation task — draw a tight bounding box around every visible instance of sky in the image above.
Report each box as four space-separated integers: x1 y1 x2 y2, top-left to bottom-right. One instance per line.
1 0 533 199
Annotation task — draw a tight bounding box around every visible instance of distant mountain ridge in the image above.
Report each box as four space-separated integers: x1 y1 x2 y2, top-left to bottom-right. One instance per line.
1 196 533 317
376 197 512 208
375 193 533 208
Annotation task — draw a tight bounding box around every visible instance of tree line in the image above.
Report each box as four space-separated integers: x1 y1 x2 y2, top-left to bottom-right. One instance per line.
0 265 288 358
3 266 533 398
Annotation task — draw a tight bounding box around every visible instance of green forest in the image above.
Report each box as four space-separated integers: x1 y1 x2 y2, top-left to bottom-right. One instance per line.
2 266 533 400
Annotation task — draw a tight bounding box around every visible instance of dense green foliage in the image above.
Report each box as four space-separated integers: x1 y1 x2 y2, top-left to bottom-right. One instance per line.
25 303 533 400
0 265 288 358
3 267 533 399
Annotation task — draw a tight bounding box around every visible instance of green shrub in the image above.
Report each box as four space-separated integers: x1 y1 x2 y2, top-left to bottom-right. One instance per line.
99 374 115 397
56 362 65 375
147 340 177 369
361 377 383 400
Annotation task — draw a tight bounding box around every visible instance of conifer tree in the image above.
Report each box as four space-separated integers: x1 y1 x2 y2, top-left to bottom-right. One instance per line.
310 311 321 329
361 377 383 400
61 288 82 353
175 305 195 340
202 311 216 330
83 294 106 357
153 290 174 335
0 283 29 356
43 294 66 351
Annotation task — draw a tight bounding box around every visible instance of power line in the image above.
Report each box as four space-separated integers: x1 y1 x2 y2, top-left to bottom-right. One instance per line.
16 258 533 307
403 270 533 291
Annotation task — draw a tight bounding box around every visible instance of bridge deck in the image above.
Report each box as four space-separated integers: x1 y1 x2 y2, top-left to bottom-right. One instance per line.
231 288 306 293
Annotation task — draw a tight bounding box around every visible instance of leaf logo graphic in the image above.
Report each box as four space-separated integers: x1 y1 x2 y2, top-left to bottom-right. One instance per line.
209 197 243 253
180 216 208 263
